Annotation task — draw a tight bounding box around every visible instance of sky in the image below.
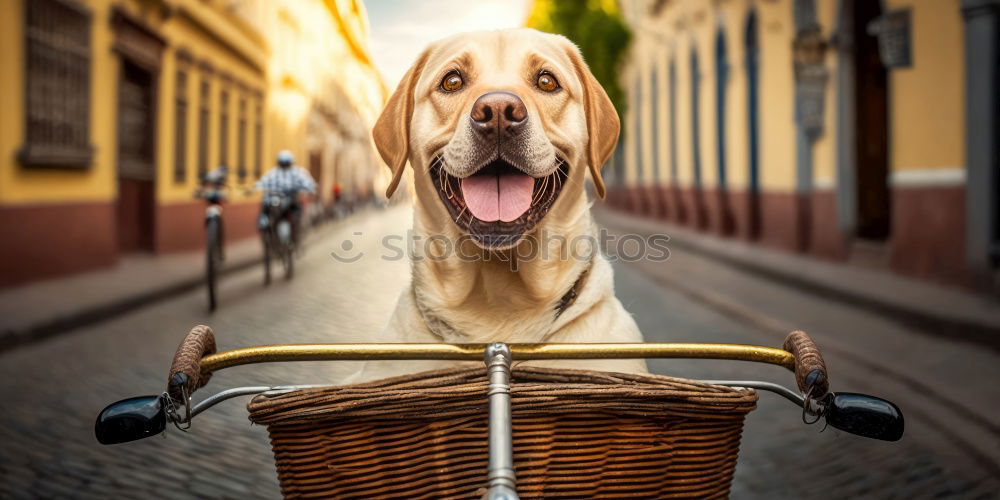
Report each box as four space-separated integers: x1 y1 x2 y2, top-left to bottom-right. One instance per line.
365 0 533 89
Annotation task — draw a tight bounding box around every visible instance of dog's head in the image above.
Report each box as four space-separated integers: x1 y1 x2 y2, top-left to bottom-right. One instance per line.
373 29 619 250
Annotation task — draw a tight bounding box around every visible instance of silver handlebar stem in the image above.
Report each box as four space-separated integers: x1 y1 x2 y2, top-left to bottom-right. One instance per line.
484 342 519 500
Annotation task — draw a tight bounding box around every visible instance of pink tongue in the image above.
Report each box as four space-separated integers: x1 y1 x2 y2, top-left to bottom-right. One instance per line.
461 174 535 222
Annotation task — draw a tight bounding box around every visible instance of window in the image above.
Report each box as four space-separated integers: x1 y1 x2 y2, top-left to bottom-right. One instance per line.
715 28 728 189
669 59 678 182
690 48 702 187
173 69 188 184
237 95 247 182
254 98 263 178
650 66 660 184
198 78 210 176
20 0 93 167
219 88 230 168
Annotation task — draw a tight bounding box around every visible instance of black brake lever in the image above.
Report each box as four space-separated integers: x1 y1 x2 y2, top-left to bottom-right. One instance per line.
95 395 168 445
823 392 904 441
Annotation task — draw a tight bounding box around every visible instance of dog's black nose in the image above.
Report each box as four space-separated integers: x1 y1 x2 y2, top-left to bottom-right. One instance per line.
470 91 527 138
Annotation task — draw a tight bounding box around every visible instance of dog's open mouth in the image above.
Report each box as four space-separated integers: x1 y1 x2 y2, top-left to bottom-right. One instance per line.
431 157 568 250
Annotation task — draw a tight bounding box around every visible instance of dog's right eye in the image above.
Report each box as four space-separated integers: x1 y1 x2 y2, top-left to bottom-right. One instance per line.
440 71 464 92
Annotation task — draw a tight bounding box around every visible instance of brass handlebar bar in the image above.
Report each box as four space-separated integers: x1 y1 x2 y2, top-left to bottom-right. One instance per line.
198 342 795 373
170 326 825 402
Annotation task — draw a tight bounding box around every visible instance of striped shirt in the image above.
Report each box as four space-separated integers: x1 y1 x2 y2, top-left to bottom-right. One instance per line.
254 166 317 194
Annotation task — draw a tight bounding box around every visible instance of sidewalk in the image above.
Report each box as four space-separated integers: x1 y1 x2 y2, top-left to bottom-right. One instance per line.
594 207 1000 349
0 237 264 352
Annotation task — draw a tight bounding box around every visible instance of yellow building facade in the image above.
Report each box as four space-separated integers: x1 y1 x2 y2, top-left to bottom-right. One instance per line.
612 0 999 290
0 0 385 288
234 0 387 207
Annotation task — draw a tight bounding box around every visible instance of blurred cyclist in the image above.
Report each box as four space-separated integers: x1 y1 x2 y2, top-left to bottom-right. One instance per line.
255 150 317 243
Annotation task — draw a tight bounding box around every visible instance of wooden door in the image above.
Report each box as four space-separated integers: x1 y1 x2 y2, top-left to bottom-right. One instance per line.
853 0 890 240
116 60 156 252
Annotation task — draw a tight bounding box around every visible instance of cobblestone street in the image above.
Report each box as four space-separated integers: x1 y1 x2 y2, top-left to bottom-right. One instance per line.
0 205 997 498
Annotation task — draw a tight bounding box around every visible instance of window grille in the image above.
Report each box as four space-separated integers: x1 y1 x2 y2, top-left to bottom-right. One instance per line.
173 69 188 184
219 89 230 169
20 0 93 168
238 95 247 182
198 78 210 176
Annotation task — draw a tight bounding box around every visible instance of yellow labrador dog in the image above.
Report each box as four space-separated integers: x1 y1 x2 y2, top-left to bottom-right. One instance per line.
354 28 647 381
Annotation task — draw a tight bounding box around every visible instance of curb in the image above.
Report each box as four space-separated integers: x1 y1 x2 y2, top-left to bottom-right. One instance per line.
0 253 262 354
595 207 1000 351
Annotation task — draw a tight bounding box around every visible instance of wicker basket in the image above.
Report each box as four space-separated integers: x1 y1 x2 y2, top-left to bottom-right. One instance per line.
248 366 758 499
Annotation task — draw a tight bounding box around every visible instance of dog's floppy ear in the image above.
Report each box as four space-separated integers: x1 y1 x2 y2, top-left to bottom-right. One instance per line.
565 44 620 199
373 50 429 198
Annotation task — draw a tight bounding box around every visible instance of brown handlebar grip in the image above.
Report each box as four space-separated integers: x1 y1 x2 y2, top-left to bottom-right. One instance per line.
782 330 829 398
167 325 217 401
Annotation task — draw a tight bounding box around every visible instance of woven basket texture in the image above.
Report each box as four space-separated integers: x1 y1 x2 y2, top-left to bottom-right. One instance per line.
247 366 758 499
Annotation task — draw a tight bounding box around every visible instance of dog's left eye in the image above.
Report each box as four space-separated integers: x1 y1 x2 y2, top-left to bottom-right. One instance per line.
536 72 560 92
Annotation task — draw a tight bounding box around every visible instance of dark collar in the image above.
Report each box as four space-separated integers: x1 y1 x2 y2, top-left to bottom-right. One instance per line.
554 260 592 319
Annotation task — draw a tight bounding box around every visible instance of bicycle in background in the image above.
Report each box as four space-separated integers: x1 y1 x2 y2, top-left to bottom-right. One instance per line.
254 150 317 284
194 166 230 311
258 189 298 284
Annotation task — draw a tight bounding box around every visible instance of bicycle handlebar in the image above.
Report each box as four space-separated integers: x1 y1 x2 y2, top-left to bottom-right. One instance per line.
96 325 903 445
166 325 830 399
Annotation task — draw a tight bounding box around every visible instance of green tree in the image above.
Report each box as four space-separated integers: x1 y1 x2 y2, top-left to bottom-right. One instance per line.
527 0 631 125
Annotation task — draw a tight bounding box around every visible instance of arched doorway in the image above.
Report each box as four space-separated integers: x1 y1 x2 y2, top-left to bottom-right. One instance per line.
690 47 708 229
744 10 762 240
632 78 645 214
